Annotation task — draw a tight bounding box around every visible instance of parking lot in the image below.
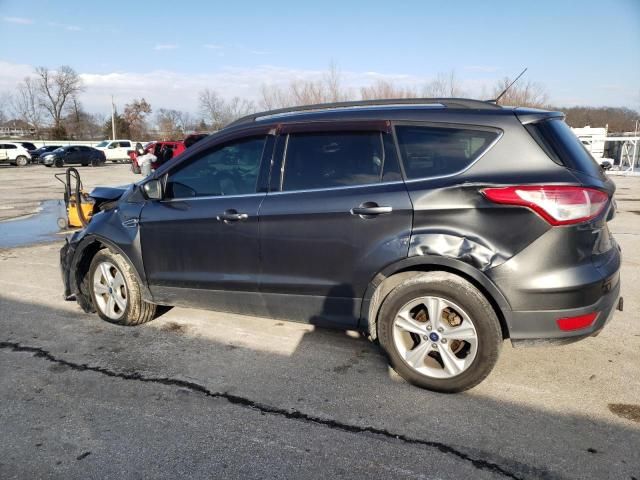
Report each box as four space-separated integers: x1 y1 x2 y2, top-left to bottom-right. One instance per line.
0 165 639 479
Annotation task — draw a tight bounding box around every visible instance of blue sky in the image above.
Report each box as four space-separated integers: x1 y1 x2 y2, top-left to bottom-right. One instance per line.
1 0 639 115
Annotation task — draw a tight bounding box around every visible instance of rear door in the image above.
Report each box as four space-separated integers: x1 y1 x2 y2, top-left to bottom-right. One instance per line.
0 145 8 162
139 132 273 315
258 123 412 327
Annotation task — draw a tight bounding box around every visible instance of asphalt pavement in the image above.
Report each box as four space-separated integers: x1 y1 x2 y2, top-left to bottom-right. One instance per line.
0 167 638 479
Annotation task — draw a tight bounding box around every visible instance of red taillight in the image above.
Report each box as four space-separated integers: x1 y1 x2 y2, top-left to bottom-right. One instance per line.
482 185 608 226
556 312 598 331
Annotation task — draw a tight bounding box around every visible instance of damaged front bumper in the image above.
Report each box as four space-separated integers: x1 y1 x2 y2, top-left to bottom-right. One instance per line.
60 237 74 300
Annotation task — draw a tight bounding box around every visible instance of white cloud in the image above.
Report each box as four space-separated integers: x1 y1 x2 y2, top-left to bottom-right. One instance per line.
2 16 33 25
154 44 178 50
48 22 82 31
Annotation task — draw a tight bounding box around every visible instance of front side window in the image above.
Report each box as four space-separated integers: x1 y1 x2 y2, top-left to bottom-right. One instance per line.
166 136 266 199
396 125 499 180
282 131 383 191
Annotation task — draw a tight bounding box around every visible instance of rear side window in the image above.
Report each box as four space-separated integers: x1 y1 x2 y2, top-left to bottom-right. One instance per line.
395 125 499 180
282 131 383 191
526 119 602 178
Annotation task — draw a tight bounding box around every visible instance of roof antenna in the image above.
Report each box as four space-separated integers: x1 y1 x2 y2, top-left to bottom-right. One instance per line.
491 67 527 104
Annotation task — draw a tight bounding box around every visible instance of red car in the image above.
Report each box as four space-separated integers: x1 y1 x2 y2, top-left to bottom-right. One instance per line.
130 141 185 174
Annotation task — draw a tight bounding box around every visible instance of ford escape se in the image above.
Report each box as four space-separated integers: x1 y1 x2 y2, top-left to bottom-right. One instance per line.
60 98 622 393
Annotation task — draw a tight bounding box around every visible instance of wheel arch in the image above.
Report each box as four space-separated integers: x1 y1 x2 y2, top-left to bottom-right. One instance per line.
360 256 512 341
71 234 151 312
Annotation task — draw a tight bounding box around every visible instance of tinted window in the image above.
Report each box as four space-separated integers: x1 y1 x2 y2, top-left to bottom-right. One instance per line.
396 125 499 179
4 144 17 150
120 141 131 148
282 131 383 191
166 136 266 199
527 119 602 178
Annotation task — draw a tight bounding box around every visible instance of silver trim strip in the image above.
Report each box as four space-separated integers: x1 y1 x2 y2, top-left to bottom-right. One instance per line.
161 192 266 203
268 181 405 196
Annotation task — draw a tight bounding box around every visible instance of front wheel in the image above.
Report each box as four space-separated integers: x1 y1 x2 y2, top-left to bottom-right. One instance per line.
54 158 64 168
89 249 157 326
378 272 502 393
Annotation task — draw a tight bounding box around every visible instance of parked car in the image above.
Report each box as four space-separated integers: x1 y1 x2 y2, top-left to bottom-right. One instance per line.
0 142 32 166
130 140 185 174
94 139 136 163
19 141 38 152
60 98 622 393
183 132 209 148
41 145 106 167
30 145 62 162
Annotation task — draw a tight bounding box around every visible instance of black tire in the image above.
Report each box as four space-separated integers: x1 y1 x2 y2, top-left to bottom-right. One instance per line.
88 249 157 326
16 156 28 167
54 158 64 168
378 272 502 393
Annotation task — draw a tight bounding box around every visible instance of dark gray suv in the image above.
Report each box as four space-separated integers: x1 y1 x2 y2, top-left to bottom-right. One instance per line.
61 98 622 392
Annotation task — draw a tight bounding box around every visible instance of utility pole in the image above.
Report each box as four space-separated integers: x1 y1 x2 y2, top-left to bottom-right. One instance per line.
111 95 116 140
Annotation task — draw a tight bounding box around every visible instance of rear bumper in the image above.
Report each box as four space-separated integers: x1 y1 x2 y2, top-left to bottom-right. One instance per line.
508 271 621 346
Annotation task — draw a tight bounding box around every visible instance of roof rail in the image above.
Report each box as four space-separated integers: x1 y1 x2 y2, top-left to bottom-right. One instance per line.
225 97 501 129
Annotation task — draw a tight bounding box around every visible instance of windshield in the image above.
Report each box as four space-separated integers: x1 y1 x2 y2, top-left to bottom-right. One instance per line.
95 141 110 148
53 148 64 153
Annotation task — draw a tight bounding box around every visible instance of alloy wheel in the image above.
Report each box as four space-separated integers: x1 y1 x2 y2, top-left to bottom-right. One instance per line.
392 296 478 379
92 261 128 320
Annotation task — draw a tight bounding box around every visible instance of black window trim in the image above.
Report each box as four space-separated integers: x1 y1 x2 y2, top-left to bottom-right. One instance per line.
392 121 503 183
275 128 403 195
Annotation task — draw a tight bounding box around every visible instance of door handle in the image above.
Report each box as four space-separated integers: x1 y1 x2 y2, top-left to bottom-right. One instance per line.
350 204 393 216
217 210 249 223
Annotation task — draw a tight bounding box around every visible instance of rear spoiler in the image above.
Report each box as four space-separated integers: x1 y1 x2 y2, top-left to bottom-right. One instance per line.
514 108 564 125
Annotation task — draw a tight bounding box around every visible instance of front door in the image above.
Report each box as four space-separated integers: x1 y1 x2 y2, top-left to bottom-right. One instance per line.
139 134 271 316
258 127 412 327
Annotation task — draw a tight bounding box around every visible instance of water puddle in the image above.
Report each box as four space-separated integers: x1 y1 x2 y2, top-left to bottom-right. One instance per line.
0 200 67 248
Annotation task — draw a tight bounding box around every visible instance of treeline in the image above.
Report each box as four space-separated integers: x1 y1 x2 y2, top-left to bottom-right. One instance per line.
1 64 638 141
558 107 639 133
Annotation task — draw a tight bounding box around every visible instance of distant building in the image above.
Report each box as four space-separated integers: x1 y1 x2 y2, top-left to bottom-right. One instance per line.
0 119 37 138
572 126 607 159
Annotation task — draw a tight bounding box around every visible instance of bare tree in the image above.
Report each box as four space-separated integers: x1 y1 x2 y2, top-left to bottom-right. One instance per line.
198 88 225 129
260 62 354 110
155 108 194 139
423 70 465 97
219 97 256 126
10 77 45 137
35 65 84 135
323 61 349 103
260 84 294 110
492 77 549 108
360 80 418 100
124 98 152 139
0 91 12 125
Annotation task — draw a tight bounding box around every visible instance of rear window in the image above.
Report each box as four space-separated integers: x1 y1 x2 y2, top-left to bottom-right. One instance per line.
395 125 499 180
526 119 602 178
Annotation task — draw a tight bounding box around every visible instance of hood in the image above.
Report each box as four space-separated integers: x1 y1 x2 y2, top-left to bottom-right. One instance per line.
90 185 128 201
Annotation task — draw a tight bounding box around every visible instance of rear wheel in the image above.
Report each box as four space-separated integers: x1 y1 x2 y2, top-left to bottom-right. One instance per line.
378 272 502 393
15 156 28 167
89 249 156 326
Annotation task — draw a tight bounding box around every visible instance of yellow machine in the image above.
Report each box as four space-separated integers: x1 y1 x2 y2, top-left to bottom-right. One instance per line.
55 168 94 229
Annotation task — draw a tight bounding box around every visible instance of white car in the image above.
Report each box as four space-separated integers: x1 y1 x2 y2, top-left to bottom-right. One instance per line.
0 142 32 167
94 139 136 163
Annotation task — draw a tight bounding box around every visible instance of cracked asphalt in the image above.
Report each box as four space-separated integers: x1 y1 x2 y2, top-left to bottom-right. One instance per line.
1 166 639 479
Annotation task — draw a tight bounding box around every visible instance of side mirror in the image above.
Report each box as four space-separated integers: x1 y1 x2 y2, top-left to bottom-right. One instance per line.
143 179 163 200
